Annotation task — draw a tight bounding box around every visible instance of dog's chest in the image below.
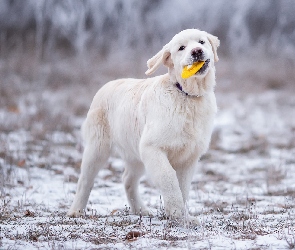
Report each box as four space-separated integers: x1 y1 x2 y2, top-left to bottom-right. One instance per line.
157 94 216 149
176 100 213 136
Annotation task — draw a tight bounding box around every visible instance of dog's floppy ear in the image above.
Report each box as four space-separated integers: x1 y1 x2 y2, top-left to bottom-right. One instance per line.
145 44 172 75
207 33 220 62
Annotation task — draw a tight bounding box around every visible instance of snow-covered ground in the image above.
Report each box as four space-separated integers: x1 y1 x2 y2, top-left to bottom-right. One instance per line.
1 57 295 249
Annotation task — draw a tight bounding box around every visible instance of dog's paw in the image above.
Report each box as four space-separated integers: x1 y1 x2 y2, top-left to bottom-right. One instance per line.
67 209 83 217
133 207 151 216
187 215 200 226
167 215 200 228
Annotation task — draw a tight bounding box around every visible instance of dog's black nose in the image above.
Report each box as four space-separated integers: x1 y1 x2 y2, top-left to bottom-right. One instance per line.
191 47 203 58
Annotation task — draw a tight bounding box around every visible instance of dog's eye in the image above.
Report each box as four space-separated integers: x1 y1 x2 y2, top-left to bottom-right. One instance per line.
199 40 205 45
178 45 186 51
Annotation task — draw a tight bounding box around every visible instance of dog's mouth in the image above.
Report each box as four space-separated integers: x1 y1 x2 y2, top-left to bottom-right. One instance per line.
195 59 210 75
181 59 211 79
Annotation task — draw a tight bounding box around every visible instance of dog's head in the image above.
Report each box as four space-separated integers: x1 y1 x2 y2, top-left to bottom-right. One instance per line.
145 29 219 95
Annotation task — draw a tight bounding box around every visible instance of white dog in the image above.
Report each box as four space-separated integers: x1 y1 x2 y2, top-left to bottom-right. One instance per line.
68 29 219 222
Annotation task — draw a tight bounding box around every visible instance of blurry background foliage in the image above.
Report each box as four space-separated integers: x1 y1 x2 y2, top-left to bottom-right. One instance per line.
0 0 294 106
0 0 295 72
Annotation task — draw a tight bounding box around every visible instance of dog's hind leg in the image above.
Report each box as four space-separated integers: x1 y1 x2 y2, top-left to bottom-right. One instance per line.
122 160 149 215
68 109 110 217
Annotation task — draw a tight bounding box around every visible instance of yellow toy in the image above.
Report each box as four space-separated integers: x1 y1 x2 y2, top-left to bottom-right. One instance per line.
181 61 205 79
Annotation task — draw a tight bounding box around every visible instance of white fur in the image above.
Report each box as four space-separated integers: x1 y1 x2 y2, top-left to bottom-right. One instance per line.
68 29 220 223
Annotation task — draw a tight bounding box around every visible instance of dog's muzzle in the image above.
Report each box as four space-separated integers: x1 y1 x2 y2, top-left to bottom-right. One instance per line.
191 47 205 61
196 59 210 75
189 47 210 75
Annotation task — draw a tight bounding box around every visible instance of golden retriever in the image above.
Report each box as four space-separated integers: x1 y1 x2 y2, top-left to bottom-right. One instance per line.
68 29 220 223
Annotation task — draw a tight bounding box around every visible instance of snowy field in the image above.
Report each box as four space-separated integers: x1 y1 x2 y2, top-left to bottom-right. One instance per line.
1 53 295 250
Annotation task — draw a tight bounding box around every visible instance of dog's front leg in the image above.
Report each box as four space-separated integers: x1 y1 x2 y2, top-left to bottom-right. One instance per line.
176 165 200 225
139 143 185 218
176 164 196 204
